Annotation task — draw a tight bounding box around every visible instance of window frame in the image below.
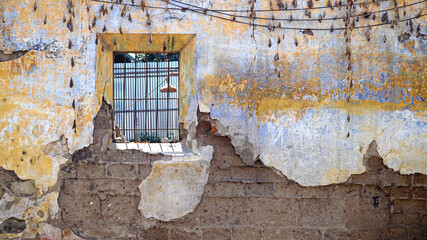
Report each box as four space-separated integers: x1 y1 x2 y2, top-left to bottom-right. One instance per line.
112 52 180 143
95 33 196 147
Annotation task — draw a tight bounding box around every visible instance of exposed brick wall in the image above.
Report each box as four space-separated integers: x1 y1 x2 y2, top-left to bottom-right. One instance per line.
57 102 427 239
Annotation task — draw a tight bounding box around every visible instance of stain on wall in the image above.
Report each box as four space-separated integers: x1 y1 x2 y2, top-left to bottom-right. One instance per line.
56 105 426 239
0 0 426 237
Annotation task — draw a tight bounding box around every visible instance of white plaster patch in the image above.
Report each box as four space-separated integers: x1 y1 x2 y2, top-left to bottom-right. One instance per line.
376 110 427 174
211 104 426 186
138 145 213 221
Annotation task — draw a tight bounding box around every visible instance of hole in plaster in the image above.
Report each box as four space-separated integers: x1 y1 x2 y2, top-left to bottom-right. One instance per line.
196 120 212 136
0 217 26 234
0 50 29 62
372 197 380 208
37 210 45 218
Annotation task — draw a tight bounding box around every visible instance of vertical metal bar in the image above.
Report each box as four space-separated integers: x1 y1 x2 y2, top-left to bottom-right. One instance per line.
166 54 170 140
156 58 159 142
134 56 137 141
123 53 127 141
177 53 180 140
144 55 149 142
112 53 115 138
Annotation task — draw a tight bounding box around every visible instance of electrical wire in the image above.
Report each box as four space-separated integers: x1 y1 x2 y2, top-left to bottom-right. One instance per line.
90 0 426 31
163 0 426 31
92 0 424 12
168 0 426 22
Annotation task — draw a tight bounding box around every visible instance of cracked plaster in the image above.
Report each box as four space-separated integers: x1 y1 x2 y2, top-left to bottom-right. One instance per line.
0 0 425 235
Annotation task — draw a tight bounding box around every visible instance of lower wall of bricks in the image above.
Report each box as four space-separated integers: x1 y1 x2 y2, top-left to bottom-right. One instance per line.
56 102 427 240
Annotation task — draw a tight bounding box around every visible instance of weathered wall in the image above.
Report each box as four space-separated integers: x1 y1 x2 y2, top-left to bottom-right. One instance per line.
0 0 426 238
55 102 426 239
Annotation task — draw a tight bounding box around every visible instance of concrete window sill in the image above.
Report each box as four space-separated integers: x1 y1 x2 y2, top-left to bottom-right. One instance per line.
110 142 196 157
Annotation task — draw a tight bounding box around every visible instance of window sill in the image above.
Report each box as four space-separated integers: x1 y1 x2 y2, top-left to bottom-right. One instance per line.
109 142 196 157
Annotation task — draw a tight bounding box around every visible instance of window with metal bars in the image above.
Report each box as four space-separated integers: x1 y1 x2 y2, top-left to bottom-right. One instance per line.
113 52 179 143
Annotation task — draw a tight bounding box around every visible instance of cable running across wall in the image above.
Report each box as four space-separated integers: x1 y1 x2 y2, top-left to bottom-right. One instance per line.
91 0 426 12
90 0 427 31
166 0 426 22
162 0 426 31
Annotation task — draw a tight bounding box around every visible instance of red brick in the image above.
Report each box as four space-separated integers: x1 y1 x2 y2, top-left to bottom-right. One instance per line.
61 178 92 194
61 165 77 179
208 169 230 183
246 197 297 227
171 229 200 240
328 185 361 198
383 186 411 199
362 185 388 198
324 229 351 240
273 182 302 198
292 185 360 199
257 168 288 183
262 228 293 240
231 227 262 240
100 195 139 225
76 162 105 178
411 187 427 199
345 198 390 229
380 227 407 240
89 178 139 195
138 227 169 240
296 186 330 198
230 167 258 183
364 156 386 172
211 155 246 169
393 199 427 213
348 171 379 185
202 228 231 240
244 183 274 196
422 214 427 226
200 198 248 226
204 182 245 197
163 206 200 229
58 193 101 224
105 149 152 164
378 170 411 186
298 199 346 227
408 227 426 240
293 228 322 240
413 174 427 186
350 230 380 239
391 212 419 225
107 163 138 179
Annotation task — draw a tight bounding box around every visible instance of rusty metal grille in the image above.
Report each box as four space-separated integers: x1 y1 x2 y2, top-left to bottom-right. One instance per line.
113 53 179 143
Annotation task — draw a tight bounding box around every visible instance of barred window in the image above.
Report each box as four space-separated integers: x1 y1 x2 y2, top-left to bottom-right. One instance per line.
113 52 179 143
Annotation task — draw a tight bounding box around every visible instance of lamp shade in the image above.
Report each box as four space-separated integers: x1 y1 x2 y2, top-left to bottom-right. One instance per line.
160 84 177 93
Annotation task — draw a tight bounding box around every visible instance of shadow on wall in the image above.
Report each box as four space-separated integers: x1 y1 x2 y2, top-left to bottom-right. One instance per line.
0 50 28 62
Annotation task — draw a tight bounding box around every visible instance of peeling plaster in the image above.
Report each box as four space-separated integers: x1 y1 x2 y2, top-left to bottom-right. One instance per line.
0 192 60 239
0 0 426 234
138 146 214 221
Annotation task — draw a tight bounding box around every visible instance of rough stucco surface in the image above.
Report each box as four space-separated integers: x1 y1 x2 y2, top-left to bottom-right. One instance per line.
138 146 214 221
56 112 427 239
212 107 426 186
1 0 424 192
0 0 426 237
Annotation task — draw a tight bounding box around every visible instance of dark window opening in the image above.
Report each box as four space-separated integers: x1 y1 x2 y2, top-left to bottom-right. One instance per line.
113 53 179 143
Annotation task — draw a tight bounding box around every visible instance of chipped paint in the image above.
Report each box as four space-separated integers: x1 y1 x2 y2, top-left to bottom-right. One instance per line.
0 0 426 234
